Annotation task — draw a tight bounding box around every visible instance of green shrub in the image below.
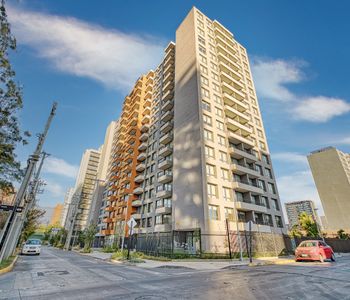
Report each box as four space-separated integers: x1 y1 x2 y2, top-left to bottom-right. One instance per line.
102 245 118 253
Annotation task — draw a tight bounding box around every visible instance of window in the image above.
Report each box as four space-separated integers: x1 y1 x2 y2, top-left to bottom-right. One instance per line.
213 94 222 104
201 87 210 98
265 168 273 179
201 75 209 86
208 205 219 220
147 217 152 227
254 117 261 126
219 151 228 162
207 183 217 197
197 20 204 28
216 120 224 131
235 192 244 202
203 114 212 125
224 207 234 221
200 64 208 75
275 216 283 228
218 135 226 146
206 164 216 177
255 164 263 175
199 45 206 54
238 211 246 222
211 72 219 81
222 187 232 201
205 145 215 158
198 36 205 45
268 183 276 194
221 168 229 180
261 196 269 208
271 198 279 210
259 141 266 150
164 198 172 207
215 107 223 117
200 55 207 64
258 180 266 191
257 129 263 138
210 62 218 71
262 154 269 164
204 129 213 141
202 100 211 111
213 83 220 92
155 215 162 224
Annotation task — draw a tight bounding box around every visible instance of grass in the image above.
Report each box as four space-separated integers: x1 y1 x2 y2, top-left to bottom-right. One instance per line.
0 256 16 270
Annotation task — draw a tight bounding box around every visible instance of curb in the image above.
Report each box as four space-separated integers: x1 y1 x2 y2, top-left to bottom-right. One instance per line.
0 256 18 275
249 259 295 267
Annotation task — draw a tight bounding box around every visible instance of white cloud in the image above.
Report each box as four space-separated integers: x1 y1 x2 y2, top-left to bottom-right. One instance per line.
251 58 304 101
7 5 165 91
276 170 324 215
293 96 350 122
336 136 350 145
272 152 308 165
44 180 65 198
43 156 78 178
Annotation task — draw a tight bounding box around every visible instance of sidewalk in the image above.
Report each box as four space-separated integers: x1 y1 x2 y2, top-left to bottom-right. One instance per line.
78 250 112 260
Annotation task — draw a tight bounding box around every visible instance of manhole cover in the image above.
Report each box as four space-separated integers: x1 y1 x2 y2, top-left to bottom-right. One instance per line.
134 296 167 300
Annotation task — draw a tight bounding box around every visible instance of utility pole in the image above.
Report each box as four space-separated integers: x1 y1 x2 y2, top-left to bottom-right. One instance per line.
0 103 57 262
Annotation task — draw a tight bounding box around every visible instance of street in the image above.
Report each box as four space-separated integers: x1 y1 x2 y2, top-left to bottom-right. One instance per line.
1 247 350 300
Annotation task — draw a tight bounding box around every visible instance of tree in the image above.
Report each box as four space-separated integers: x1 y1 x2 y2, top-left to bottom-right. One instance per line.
290 224 302 238
298 212 319 237
20 206 45 243
82 224 97 252
0 0 29 192
337 229 349 240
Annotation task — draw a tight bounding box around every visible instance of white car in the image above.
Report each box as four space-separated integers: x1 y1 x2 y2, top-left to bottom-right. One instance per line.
21 239 42 255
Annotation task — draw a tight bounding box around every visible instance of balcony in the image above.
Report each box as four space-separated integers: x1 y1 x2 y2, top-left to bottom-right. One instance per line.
219 60 242 81
139 132 149 142
159 132 173 145
156 190 172 199
162 90 174 102
138 142 147 151
105 206 114 212
131 213 141 220
137 152 147 161
142 106 151 116
231 163 260 178
158 159 172 170
233 181 263 195
132 199 142 207
160 121 173 134
224 105 250 123
158 174 173 184
222 93 247 112
133 186 144 195
140 124 149 133
160 110 174 123
154 224 172 232
134 174 145 183
142 115 150 124
144 90 152 100
163 71 174 85
103 217 113 223
162 99 174 112
163 80 174 94
159 145 173 157
143 98 151 108
220 71 244 91
101 229 111 236
221 82 245 100
226 118 252 136
136 163 146 172
229 146 258 163
155 206 172 214
228 131 254 149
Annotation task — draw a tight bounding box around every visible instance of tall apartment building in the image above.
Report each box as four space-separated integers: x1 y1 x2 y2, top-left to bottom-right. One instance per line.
308 147 350 231
285 200 319 228
61 187 74 227
50 203 63 226
69 149 101 233
103 72 154 240
103 7 285 252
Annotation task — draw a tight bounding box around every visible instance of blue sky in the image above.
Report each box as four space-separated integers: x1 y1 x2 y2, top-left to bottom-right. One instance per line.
6 0 350 218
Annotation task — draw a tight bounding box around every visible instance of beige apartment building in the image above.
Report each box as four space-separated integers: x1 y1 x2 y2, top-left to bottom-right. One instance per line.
308 147 350 232
101 7 286 253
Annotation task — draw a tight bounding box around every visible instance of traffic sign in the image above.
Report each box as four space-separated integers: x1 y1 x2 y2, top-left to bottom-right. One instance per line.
0 205 23 212
127 217 137 229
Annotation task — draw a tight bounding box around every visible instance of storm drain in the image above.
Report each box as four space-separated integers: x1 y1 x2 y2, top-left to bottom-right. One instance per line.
37 270 69 276
134 296 167 300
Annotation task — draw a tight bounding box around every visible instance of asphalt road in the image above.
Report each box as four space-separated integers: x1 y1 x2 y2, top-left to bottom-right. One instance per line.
1 247 350 299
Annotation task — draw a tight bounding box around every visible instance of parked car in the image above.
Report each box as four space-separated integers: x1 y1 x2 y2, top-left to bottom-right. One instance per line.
295 240 335 262
21 239 42 255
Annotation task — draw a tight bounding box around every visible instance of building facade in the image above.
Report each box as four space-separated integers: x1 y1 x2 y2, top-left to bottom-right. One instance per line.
308 147 350 232
61 187 74 227
285 200 319 228
50 203 63 226
101 7 286 252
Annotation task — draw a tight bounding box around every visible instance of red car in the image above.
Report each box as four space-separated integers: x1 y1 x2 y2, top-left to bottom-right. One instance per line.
295 240 336 262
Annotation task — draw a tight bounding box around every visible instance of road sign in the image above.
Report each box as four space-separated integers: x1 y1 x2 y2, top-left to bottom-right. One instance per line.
127 217 137 229
0 205 23 213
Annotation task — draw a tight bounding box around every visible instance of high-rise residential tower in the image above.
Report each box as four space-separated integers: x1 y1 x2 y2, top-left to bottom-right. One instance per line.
102 7 286 252
285 200 319 228
308 147 350 232
61 187 74 227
